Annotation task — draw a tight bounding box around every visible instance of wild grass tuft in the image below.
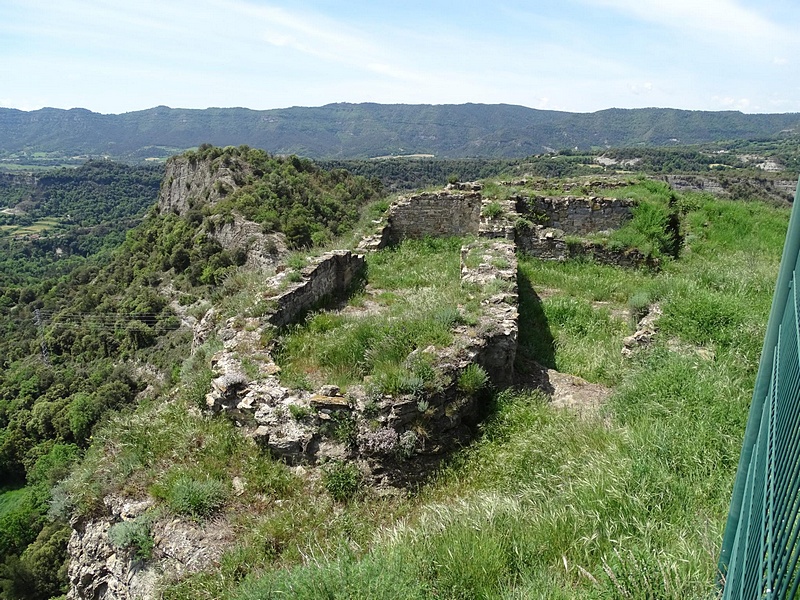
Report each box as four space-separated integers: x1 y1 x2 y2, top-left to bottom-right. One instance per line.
108 512 156 560
457 364 489 395
322 461 363 503
156 474 228 519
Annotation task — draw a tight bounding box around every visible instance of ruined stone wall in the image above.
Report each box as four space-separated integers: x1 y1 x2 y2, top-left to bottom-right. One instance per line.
459 239 518 388
516 229 658 269
267 250 365 328
204 236 518 486
519 195 634 234
387 190 482 242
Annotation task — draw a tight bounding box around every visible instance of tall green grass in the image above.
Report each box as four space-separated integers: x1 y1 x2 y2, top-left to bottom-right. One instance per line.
69 183 789 599
203 189 789 599
275 237 470 392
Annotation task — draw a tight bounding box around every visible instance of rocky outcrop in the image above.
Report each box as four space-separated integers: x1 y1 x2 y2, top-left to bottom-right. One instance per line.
67 496 232 600
158 154 287 270
662 175 727 197
158 154 251 217
210 214 286 270
662 174 795 205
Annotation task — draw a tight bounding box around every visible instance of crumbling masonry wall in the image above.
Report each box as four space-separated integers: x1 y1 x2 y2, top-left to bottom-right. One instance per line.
387 189 482 243
266 250 365 329
520 195 634 234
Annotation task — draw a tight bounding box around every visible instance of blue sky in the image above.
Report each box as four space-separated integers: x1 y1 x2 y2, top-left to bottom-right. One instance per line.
1 0 799 114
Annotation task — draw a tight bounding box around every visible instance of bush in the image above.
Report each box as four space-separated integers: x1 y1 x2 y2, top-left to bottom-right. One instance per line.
397 431 418 459
108 515 154 560
322 461 362 502
0 489 45 558
288 404 312 420
457 364 489 395
321 413 358 447
163 476 228 518
609 199 678 258
482 201 504 219
0 521 70 600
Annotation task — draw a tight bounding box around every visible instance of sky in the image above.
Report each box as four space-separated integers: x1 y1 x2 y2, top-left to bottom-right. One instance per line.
1 0 799 115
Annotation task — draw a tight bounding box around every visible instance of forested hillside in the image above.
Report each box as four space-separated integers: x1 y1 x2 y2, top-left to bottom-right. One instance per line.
0 148 381 598
0 161 162 287
1 103 799 164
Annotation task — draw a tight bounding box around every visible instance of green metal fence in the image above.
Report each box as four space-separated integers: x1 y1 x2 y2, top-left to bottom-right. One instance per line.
718 177 800 599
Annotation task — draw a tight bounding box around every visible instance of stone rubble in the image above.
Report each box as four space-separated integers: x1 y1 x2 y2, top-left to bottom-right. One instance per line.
622 303 662 357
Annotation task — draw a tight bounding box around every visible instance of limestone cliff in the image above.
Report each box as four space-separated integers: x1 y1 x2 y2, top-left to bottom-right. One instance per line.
158 153 287 269
158 153 251 217
67 496 232 600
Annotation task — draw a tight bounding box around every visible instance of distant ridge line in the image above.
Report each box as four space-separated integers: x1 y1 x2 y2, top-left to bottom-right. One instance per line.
1 103 799 160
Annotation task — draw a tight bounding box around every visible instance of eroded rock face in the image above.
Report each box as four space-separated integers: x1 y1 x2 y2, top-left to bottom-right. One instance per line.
663 174 795 205
158 155 287 271
210 214 287 270
158 154 250 217
67 496 232 600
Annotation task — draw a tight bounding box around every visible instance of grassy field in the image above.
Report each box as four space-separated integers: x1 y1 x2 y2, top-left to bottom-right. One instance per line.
60 185 790 599
0 217 61 237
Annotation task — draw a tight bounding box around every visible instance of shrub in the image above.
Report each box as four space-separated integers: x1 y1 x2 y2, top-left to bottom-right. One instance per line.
482 201 504 219
397 431 418 459
609 199 678 258
108 515 154 560
288 404 312 420
457 364 489 395
359 427 399 454
163 476 228 518
514 217 534 232
322 461 362 502
321 413 358 447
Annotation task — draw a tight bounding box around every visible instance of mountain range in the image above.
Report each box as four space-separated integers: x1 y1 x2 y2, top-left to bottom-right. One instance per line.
1 103 799 160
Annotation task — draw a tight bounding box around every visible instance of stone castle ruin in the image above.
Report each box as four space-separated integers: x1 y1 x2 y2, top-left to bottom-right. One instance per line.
66 160 662 600
203 183 520 486
200 178 651 486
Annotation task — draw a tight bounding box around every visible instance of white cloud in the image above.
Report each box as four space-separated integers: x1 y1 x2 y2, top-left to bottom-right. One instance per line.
220 2 385 71
582 0 789 42
713 95 752 111
629 81 654 95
